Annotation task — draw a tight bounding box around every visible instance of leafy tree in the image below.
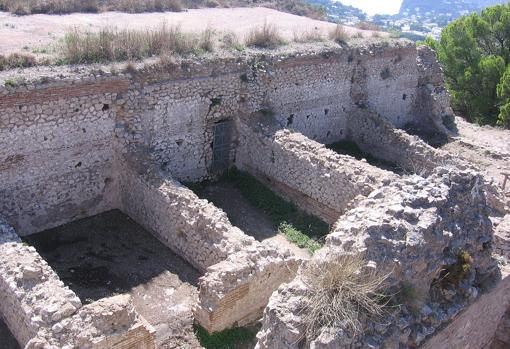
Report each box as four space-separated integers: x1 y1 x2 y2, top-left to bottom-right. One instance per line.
497 64 510 127
426 3 510 127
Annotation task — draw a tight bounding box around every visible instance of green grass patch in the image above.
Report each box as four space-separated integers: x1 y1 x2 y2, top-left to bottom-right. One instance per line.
186 168 328 253
224 168 328 252
224 168 328 238
279 222 322 253
194 324 258 349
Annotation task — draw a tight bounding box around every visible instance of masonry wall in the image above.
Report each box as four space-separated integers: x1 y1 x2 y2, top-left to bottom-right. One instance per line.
0 79 129 235
0 41 448 237
195 244 300 333
118 151 255 272
236 115 395 223
261 42 441 144
346 108 452 175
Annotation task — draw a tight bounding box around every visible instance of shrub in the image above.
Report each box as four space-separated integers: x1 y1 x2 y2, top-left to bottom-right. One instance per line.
199 28 215 52
0 53 37 71
329 24 349 44
301 254 390 341
279 223 321 253
245 22 286 48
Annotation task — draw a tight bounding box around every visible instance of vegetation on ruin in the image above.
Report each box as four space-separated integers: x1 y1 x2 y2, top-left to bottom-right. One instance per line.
278 223 322 253
245 22 286 48
0 53 37 71
194 324 258 349
328 24 349 44
224 168 328 252
439 250 474 286
300 254 391 341
0 0 325 19
60 25 215 64
421 3 510 128
187 168 328 253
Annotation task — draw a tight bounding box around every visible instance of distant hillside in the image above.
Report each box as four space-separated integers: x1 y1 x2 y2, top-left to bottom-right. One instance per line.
306 0 366 24
399 0 507 18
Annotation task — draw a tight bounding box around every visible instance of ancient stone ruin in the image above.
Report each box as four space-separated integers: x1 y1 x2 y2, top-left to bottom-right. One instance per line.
1 39 509 348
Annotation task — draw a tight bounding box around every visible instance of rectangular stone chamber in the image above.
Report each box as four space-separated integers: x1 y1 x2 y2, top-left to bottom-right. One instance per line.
22 209 201 346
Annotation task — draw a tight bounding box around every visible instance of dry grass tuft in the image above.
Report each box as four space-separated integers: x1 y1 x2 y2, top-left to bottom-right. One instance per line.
245 22 286 48
293 28 325 43
329 24 350 44
300 254 391 341
61 24 214 64
0 53 37 71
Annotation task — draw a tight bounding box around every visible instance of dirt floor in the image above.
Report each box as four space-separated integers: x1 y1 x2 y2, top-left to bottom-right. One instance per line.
0 7 381 56
0 319 20 349
197 182 311 259
23 210 202 349
441 117 510 198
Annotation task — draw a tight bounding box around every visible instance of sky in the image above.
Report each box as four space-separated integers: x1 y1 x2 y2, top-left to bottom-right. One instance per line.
336 0 404 16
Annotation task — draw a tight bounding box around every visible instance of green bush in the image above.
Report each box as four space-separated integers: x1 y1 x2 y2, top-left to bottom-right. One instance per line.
425 3 510 128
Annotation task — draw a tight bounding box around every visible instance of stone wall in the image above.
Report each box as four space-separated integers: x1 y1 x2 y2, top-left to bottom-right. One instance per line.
236 114 395 223
0 78 129 236
118 151 255 272
421 268 510 349
261 42 441 144
256 168 498 349
0 216 82 346
194 244 300 333
346 108 452 175
0 41 449 237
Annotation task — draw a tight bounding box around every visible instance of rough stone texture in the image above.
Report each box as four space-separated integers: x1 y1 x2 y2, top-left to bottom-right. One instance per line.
0 217 155 349
27 294 156 349
0 40 467 345
494 214 510 258
194 243 301 333
0 78 128 236
491 301 510 349
412 45 455 135
256 168 498 349
0 41 450 239
0 217 82 346
346 108 453 175
236 113 395 223
119 151 255 272
119 151 300 332
421 267 510 349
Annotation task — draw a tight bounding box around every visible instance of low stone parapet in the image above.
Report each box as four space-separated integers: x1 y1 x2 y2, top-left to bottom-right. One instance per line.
194 243 301 333
119 152 255 272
